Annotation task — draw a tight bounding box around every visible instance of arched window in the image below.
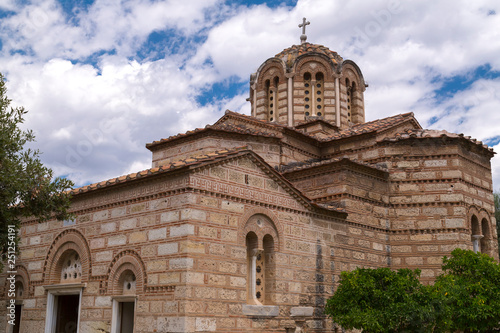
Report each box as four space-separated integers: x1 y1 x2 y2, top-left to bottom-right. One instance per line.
266 77 279 122
263 234 275 305
244 214 278 306
315 72 325 116
481 218 491 254
60 251 82 283
346 78 353 123
112 270 137 333
471 215 483 253
304 72 312 117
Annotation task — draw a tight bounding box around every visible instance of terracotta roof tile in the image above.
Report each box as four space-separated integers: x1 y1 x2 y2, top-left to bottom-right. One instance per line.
278 156 388 174
275 42 343 64
382 129 495 153
68 146 249 195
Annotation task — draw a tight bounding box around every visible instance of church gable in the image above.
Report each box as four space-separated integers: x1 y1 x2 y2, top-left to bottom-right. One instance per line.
188 150 345 218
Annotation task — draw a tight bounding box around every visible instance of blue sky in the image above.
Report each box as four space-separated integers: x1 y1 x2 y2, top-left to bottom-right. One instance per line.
0 0 499 190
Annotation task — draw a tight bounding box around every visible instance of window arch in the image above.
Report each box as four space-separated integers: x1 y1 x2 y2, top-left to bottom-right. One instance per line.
244 214 279 306
471 215 482 253
266 77 279 122
304 72 312 116
346 78 354 123
60 251 82 283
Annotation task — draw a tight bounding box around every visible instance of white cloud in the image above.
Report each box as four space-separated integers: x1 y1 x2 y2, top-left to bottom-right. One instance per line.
0 0 499 189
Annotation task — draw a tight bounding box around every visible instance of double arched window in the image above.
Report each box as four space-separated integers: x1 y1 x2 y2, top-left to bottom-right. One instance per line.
266 77 279 122
303 72 324 117
470 210 492 255
244 214 278 305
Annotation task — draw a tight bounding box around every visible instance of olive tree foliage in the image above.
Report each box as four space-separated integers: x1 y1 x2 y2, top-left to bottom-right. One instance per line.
324 268 446 333
0 73 74 267
434 248 500 332
325 249 500 332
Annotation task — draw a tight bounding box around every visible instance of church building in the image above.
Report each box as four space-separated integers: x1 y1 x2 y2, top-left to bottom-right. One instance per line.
1 22 497 333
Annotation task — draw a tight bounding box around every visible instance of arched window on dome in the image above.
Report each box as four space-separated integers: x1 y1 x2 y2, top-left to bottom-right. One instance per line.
315 72 324 117
266 77 278 122
304 72 312 117
346 78 353 123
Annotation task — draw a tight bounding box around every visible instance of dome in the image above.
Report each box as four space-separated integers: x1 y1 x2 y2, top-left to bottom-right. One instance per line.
275 42 343 67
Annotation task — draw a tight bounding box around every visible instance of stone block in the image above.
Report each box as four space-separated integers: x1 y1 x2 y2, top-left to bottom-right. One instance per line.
100 222 116 233
221 200 245 212
181 208 207 221
129 231 147 243
111 207 126 218
196 317 217 332
180 241 205 254
147 259 167 271
158 242 179 255
170 224 194 237
89 238 105 249
170 258 194 269
119 218 136 230
242 305 279 317
290 306 314 317
445 218 465 228
108 235 127 246
95 250 113 262
149 227 167 240
159 272 181 284
161 211 179 223
95 296 112 307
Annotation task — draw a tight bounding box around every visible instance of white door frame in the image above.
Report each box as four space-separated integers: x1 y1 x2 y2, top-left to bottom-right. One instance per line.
111 296 137 333
43 283 86 333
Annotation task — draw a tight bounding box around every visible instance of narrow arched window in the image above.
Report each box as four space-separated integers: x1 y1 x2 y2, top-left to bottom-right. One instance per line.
315 73 324 116
346 78 353 122
263 234 275 305
266 77 278 122
471 215 482 253
246 232 261 305
304 72 312 117
480 218 490 254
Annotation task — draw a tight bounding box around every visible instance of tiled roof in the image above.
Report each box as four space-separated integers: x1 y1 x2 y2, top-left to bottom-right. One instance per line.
275 42 343 64
69 147 250 195
68 145 346 216
382 129 495 154
146 111 282 150
322 112 420 141
146 112 423 150
278 157 389 174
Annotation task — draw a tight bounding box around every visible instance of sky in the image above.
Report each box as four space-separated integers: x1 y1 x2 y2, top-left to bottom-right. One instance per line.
0 0 499 190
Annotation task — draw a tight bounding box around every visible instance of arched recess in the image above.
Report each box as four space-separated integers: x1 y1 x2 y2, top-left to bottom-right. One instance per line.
13 265 30 299
341 61 366 125
243 213 279 305
43 229 91 284
239 207 282 251
107 250 146 295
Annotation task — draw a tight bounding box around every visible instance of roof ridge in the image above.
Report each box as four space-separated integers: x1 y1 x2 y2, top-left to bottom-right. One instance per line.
69 146 250 195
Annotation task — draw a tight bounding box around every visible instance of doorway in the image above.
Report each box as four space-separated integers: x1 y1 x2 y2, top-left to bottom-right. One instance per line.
55 294 79 333
112 299 135 333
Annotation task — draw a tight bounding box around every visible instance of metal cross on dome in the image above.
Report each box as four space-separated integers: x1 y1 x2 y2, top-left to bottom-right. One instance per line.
298 17 310 44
